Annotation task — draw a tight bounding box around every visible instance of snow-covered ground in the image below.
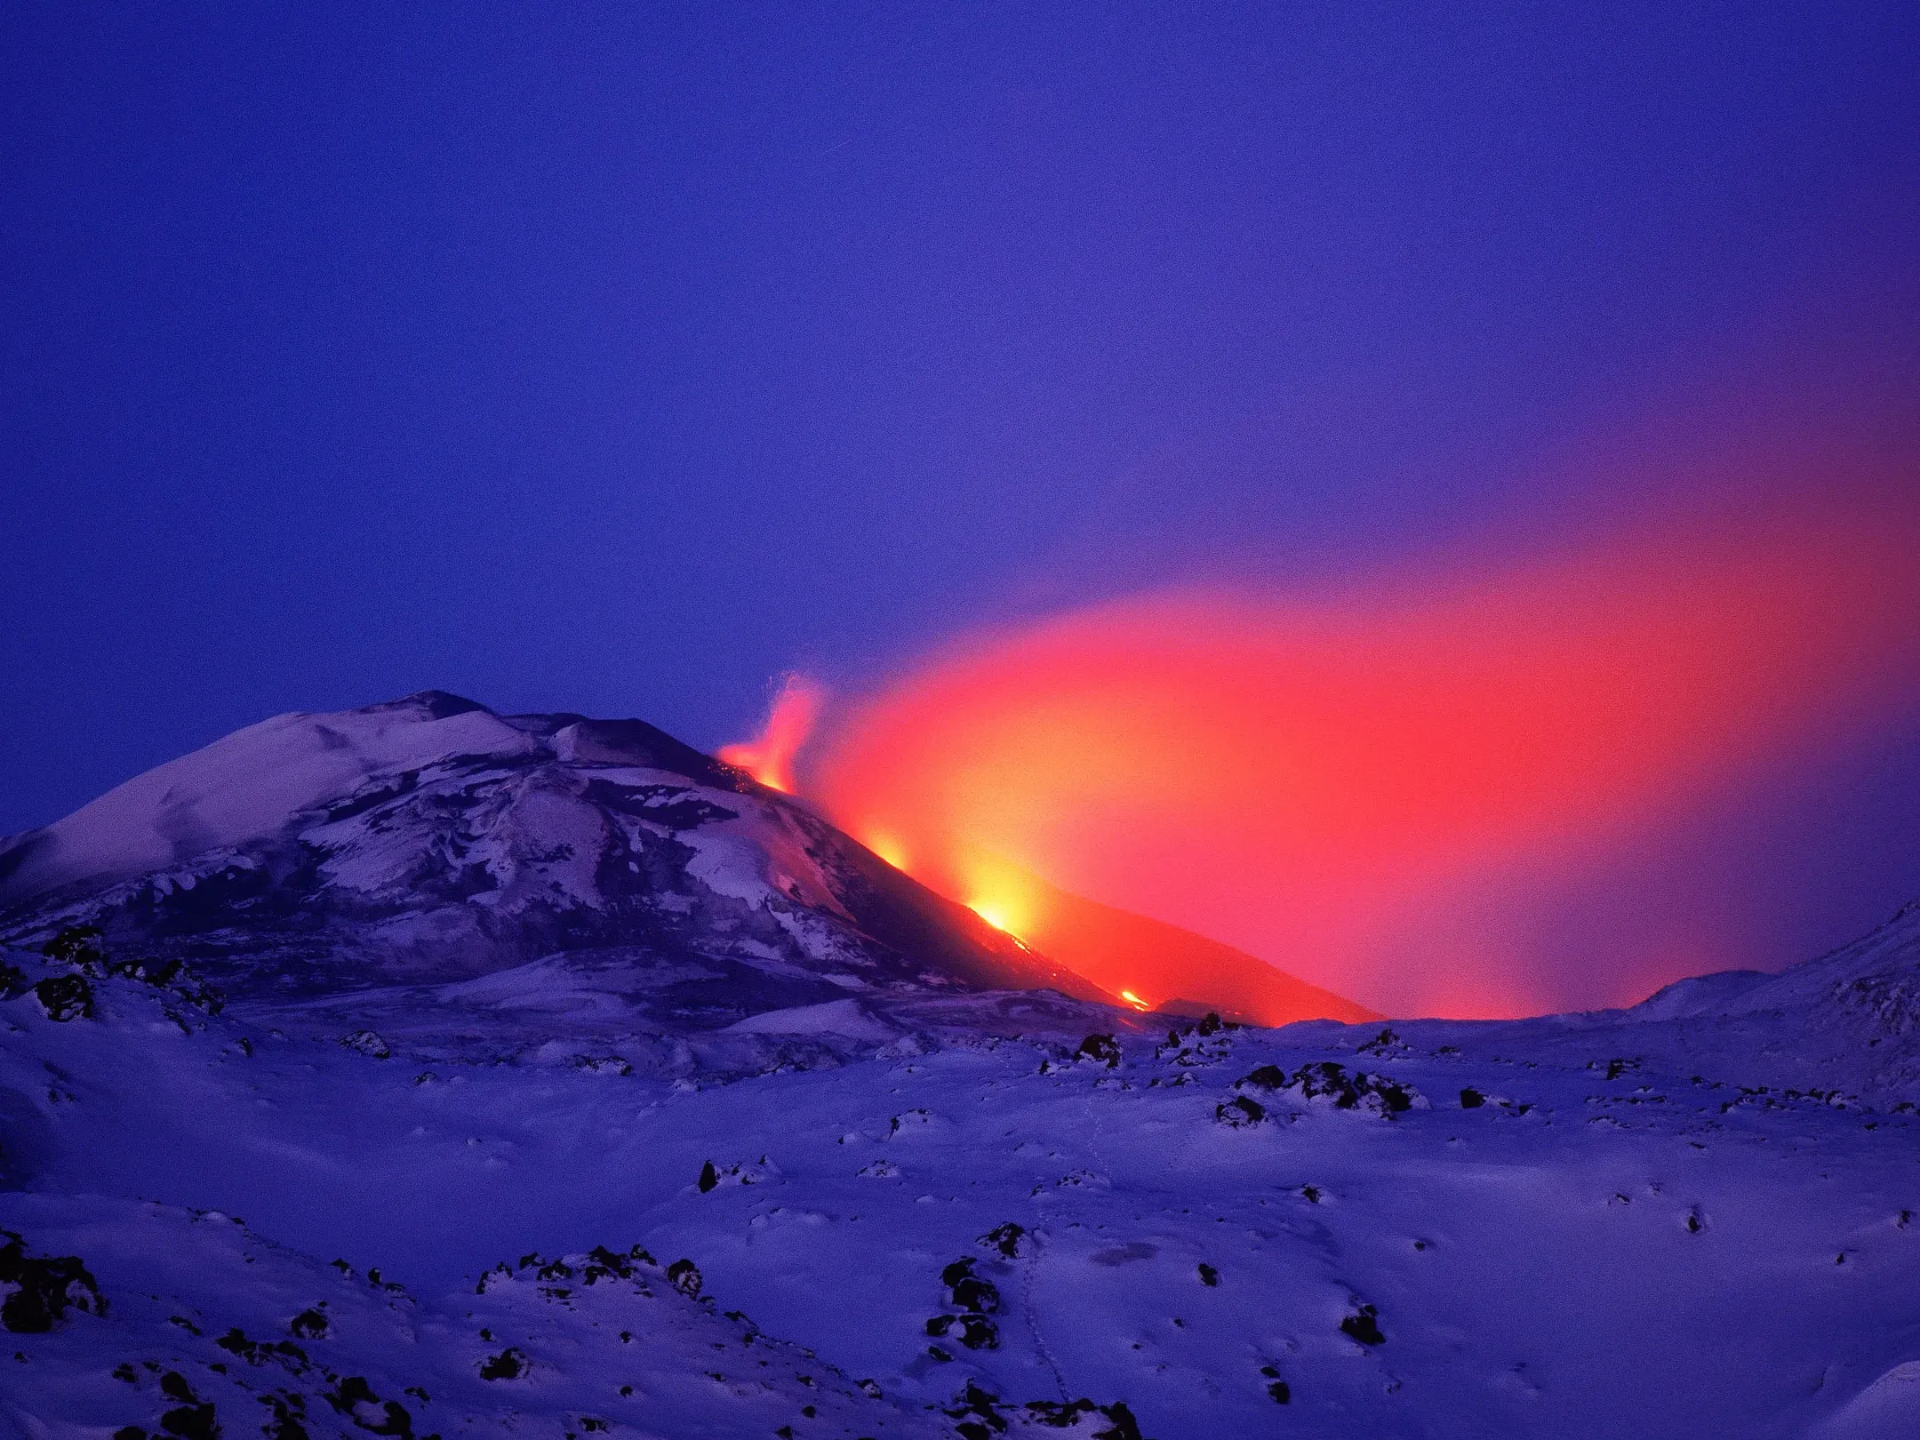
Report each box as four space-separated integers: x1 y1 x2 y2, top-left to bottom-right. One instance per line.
3 938 1919 1440
5 692 1920 1438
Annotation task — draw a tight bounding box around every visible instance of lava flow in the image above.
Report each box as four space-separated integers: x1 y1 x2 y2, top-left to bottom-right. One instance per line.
717 674 824 793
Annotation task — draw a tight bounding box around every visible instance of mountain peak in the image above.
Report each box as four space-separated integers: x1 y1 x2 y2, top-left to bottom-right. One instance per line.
0 694 1110 1028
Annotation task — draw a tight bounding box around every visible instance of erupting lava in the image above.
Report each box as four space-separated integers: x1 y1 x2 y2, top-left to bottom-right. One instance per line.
717 674 824 794
764 494 1920 1020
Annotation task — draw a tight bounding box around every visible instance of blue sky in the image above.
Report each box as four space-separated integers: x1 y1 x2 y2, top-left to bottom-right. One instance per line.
4 2 1917 977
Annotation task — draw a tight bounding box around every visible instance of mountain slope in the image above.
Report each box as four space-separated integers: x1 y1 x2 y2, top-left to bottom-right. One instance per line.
0 693 1105 1017
1636 896 1920 1025
1601 895 1920 1100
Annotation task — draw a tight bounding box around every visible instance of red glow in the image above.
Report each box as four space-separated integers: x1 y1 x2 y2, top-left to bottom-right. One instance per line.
718 674 825 794
804 500 1920 1018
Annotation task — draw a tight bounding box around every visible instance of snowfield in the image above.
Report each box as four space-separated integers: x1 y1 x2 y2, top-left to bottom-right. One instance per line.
3 940 1920 1440
1 693 1918 1438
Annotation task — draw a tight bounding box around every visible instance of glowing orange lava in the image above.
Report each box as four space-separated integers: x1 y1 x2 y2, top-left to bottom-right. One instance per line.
968 901 1016 933
717 674 825 793
861 831 910 872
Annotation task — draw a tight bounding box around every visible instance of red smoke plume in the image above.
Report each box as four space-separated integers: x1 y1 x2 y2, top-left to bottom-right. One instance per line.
800 498 1920 1018
718 674 825 794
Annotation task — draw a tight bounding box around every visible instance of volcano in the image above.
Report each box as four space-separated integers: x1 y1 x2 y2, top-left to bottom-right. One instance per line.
0 691 1374 1036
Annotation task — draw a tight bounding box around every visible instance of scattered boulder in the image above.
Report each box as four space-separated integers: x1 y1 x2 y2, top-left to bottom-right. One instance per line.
1155 1015 1238 1071
157 1371 219 1440
1238 1065 1289 1091
928 1257 1002 1352
262 1393 311 1440
1214 1095 1265 1128
1340 1302 1385 1346
325 1376 415 1437
43 926 107 968
690 1157 774 1190
943 1257 1001 1314
979 1222 1029 1259
1076 1034 1121 1068
214 1326 308 1370
475 1244 660 1297
956 1315 999 1349
288 1307 329 1339
571 1055 632 1076
943 1380 1009 1438
33 928 223 1014
1292 1061 1416 1113
666 1258 702 1298
1236 1061 1420 1117
0 1230 105 1332
341 1031 391 1060
477 1347 527 1380
32 973 95 1022
581 1244 656 1282
945 1385 1148 1440
1356 1027 1400 1055
1025 1398 1098 1427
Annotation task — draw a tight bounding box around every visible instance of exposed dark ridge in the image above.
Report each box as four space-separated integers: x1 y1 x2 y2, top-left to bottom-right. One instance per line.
413 691 492 719
0 833 46 890
361 691 493 720
1156 996 1262 1025
555 717 744 788
500 711 590 737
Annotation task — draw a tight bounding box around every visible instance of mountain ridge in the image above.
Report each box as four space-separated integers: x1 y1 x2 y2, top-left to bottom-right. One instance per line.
0 691 1398 1039
0 692 1106 1022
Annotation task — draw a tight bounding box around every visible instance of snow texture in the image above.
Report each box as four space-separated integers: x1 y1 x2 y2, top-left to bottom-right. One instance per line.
3 694 1920 1438
0 693 1101 1010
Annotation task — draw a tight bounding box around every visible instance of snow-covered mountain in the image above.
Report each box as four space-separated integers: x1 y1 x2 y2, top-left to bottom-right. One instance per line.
1639 896 1920 1028
0 692 1106 1027
1604 894 1920 1101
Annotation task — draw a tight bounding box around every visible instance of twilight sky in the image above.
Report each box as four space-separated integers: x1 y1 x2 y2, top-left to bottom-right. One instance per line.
4 3 1918 1010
